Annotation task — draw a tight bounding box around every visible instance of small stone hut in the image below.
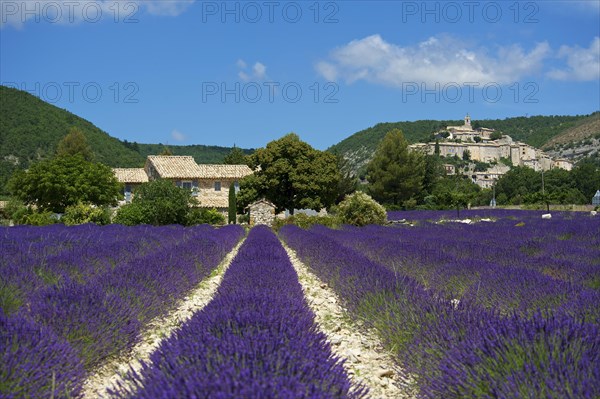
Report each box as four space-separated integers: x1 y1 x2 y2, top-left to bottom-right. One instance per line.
593 190 600 206
249 199 276 227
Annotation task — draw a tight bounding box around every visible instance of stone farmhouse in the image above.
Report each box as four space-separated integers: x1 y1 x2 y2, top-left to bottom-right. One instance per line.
410 115 573 188
113 155 253 214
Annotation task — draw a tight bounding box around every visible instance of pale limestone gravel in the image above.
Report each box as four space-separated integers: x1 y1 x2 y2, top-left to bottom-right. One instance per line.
81 238 246 399
281 242 418 399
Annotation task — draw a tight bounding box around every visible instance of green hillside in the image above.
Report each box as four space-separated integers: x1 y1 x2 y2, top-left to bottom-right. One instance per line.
0 86 253 195
0 86 145 194
329 114 596 174
136 143 254 164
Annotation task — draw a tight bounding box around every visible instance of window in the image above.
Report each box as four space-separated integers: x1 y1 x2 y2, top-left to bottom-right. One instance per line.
234 181 240 193
182 181 192 190
214 181 221 191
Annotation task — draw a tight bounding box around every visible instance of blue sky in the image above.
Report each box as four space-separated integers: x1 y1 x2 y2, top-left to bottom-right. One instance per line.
1 1 599 150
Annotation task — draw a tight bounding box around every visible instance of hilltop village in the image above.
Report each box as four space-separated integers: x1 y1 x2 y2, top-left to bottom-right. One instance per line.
409 115 573 188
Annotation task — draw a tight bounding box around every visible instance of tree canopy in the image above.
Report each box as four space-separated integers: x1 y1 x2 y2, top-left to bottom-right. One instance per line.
56 127 94 161
237 133 340 214
8 155 122 213
223 145 248 165
366 129 425 207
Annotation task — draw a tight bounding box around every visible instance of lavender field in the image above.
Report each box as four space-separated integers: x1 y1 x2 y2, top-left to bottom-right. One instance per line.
1 211 599 398
280 210 600 398
1 224 244 398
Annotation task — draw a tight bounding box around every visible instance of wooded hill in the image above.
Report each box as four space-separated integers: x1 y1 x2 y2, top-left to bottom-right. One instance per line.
329 113 599 175
0 86 252 195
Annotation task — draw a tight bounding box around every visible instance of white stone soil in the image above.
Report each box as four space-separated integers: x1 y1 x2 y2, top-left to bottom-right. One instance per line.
82 235 418 398
81 238 246 398
282 241 418 399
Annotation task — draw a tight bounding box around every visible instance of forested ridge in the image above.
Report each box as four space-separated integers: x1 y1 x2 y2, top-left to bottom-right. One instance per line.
2 85 597 196
0 86 252 195
329 113 599 174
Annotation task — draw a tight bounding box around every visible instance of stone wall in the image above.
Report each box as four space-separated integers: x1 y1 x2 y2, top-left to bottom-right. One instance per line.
249 200 276 227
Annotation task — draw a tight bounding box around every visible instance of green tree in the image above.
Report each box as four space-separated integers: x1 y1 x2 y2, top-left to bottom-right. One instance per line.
228 181 237 224
160 146 173 156
432 176 480 217
366 129 425 207
422 155 444 198
571 159 600 200
490 131 502 140
237 133 340 214
462 149 471 161
223 145 248 165
8 155 121 213
114 179 191 225
495 166 540 204
56 127 94 161
333 151 358 204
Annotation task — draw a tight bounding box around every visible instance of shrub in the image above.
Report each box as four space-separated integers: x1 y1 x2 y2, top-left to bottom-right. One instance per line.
186 208 225 226
337 192 387 226
113 203 148 226
62 203 110 226
24 210 57 226
272 213 339 230
1 198 30 224
238 213 250 224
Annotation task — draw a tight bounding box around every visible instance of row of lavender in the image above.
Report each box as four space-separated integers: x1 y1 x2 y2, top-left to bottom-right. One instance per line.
320 212 600 320
279 212 599 398
115 226 365 398
1 224 244 398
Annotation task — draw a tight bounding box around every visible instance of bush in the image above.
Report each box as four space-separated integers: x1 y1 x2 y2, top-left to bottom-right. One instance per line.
113 203 148 226
62 203 110 226
132 179 191 225
2 198 30 224
272 213 338 231
186 208 225 226
238 213 250 224
24 210 57 226
337 192 387 226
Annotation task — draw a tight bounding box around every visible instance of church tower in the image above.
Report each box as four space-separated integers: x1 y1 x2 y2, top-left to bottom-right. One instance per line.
464 114 471 128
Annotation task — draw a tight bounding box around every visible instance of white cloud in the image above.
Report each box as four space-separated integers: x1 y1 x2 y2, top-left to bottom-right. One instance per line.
236 59 247 69
547 37 600 81
142 0 194 17
253 62 267 79
316 61 338 81
315 34 551 87
171 129 186 142
236 59 268 82
1 0 195 29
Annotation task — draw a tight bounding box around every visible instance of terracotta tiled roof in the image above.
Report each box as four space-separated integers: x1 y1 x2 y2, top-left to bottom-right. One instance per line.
197 164 253 179
113 168 149 183
146 156 203 179
198 195 228 208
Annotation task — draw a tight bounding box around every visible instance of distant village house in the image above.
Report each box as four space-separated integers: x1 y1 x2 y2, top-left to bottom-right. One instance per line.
410 115 574 188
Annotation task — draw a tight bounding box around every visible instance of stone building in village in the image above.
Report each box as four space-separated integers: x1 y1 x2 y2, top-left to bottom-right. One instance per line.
113 155 253 215
409 115 573 188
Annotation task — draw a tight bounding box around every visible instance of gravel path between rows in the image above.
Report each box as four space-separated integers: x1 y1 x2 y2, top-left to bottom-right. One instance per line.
81 237 246 398
281 241 418 399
